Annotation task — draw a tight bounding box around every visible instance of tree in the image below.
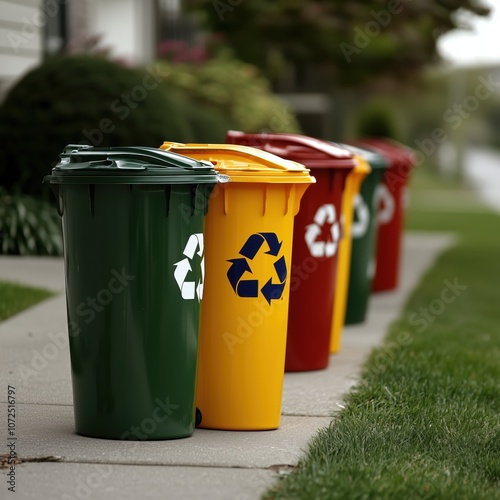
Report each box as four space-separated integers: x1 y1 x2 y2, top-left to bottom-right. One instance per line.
185 0 490 86
0 55 192 196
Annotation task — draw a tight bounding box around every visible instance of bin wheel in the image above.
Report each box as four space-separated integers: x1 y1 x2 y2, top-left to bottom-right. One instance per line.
195 407 202 427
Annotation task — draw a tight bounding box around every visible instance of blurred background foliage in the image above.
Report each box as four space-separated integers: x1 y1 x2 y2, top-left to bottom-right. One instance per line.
0 0 496 255
0 187 63 256
0 55 192 198
185 0 490 86
153 49 301 134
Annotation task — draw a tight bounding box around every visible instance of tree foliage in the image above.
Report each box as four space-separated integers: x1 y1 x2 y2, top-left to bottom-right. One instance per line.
0 55 237 196
185 0 490 86
153 51 301 133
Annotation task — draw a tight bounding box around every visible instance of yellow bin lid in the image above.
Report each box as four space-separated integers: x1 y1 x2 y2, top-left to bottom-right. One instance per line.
160 142 315 185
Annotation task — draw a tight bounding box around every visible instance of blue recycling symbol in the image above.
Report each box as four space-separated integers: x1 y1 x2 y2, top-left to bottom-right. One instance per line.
227 232 287 304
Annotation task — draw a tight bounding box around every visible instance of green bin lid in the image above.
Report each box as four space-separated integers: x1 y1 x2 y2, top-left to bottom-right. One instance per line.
332 142 387 170
45 144 223 185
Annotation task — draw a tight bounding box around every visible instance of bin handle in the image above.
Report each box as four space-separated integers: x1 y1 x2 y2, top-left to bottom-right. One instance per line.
88 159 147 170
73 148 212 171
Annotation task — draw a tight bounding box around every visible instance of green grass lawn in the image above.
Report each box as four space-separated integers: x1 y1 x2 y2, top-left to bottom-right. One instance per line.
0 281 54 322
265 166 500 499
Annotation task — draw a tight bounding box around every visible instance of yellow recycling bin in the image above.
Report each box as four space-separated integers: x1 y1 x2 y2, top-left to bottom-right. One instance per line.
330 153 371 353
160 142 315 430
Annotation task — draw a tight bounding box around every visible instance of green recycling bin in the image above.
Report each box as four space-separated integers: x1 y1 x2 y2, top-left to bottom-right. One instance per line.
44 145 220 440
342 144 387 324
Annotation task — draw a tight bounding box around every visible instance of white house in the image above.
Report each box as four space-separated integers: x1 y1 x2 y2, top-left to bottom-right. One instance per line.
0 0 44 99
0 0 160 102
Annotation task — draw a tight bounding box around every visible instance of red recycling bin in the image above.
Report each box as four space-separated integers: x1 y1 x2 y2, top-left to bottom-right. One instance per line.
355 138 416 292
226 131 355 371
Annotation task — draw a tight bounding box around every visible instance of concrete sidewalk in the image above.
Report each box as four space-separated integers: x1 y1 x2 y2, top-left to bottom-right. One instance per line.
0 232 454 500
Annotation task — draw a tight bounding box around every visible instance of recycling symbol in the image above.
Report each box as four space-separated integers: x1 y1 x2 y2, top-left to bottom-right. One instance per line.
376 184 395 225
305 204 340 258
351 194 370 239
227 232 287 304
173 233 204 301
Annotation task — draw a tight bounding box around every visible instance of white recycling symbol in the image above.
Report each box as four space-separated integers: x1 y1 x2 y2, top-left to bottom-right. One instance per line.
351 194 370 239
376 184 395 225
305 204 340 258
173 233 204 301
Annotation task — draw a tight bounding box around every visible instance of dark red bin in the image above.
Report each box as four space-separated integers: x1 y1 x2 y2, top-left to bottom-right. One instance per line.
355 138 416 292
226 131 355 371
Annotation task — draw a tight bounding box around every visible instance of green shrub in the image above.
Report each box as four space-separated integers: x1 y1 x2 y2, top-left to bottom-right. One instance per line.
185 102 236 143
0 187 63 256
353 99 400 140
154 50 301 134
0 55 194 197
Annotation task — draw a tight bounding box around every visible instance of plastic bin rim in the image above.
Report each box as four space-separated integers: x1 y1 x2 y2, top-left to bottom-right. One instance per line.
159 142 315 183
48 144 220 183
350 156 372 175
43 174 223 185
226 131 354 158
291 158 355 170
225 131 358 169
354 139 415 169
336 143 387 170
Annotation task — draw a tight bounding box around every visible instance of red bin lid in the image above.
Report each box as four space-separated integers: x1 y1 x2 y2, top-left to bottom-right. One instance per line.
354 138 416 173
226 131 356 170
